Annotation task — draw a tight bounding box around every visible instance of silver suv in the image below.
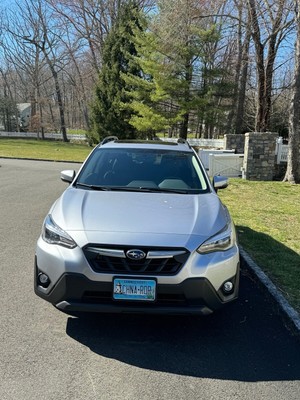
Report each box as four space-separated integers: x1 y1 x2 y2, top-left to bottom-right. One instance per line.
34 138 239 315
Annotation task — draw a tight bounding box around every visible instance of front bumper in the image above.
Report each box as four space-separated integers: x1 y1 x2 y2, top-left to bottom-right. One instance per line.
34 262 239 315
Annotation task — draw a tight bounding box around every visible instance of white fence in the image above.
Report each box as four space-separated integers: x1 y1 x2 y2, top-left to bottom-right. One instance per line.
199 137 288 177
208 154 244 177
0 131 86 140
275 138 288 164
160 137 224 148
198 149 235 170
164 136 288 165
198 149 242 177
200 137 288 177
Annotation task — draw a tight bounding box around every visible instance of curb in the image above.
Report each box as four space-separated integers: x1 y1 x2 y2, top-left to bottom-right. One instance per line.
0 156 82 164
240 246 300 332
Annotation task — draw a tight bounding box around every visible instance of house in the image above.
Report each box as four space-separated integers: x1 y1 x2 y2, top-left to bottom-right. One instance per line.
17 103 31 131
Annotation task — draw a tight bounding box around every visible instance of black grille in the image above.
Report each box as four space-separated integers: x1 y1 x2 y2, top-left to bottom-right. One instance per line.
83 245 189 276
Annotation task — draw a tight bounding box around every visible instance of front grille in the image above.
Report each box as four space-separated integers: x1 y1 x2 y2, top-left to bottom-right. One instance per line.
83 245 189 276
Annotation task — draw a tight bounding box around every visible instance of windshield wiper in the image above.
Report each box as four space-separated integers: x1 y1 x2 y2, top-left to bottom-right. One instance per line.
75 183 191 194
153 188 189 194
108 186 154 192
75 183 111 191
110 186 190 194
75 184 152 192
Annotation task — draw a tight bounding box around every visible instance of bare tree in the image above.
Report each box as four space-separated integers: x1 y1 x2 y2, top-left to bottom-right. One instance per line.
5 0 70 141
58 27 92 129
27 0 69 141
224 0 251 135
247 0 294 132
0 67 19 131
1 21 48 136
47 0 156 74
47 0 106 74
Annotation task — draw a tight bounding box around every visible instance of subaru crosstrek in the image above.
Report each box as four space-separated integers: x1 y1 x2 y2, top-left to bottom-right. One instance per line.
34 137 239 315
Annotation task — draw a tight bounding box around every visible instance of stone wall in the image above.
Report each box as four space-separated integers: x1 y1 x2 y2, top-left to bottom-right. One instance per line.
224 134 245 154
243 132 278 181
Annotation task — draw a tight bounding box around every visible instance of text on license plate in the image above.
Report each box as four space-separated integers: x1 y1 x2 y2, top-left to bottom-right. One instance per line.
113 278 156 301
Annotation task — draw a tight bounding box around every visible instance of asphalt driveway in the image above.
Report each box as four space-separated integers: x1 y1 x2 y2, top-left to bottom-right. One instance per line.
0 158 299 400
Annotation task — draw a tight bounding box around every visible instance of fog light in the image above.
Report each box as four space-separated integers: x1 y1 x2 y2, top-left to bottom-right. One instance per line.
223 281 234 293
38 273 50 288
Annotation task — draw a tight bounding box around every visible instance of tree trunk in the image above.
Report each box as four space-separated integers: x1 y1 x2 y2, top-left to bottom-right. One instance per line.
283 0 300 183
46 58 68 142
247 0 285 132
179 59 193 140
179 113 189 139
226 1 250 134
235 29 251 135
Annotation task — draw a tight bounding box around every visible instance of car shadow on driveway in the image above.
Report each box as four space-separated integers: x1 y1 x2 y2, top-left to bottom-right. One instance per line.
66 265 300 382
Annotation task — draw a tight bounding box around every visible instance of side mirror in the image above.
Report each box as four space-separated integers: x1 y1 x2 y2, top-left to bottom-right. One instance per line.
61 170 76 183
213 175 228 192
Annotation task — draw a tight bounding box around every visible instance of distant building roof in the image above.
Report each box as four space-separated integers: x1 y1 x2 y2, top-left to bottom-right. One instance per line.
17 103 31 113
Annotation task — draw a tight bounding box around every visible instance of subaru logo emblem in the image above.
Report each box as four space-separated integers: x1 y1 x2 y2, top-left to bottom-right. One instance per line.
126 249 146 260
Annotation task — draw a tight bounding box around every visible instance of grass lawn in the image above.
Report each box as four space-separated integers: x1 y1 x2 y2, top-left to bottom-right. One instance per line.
0 138 299 312
0 138 91 162
219 179 300 312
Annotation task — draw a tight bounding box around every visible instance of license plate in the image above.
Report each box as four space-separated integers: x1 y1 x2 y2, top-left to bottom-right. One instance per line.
113 278 156 302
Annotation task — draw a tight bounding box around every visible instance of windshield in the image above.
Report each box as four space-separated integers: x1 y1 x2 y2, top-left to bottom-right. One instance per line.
76 148 209 193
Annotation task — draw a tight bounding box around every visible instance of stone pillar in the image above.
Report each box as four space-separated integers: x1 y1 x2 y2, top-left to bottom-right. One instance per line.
243 132 278 181
224 134 245 154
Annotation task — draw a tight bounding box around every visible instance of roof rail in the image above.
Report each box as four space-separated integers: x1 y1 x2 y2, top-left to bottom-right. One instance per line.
177 138 192 148
101 136 118 145
177 138 186 144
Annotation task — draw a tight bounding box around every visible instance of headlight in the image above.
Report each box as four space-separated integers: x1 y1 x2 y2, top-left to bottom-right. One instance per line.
197 221 236 254
42 215 77 249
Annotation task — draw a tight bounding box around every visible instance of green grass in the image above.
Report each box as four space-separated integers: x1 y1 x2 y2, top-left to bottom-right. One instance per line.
219 179 300 312
0 138 91 162
0 138 299 312
67 129 88 136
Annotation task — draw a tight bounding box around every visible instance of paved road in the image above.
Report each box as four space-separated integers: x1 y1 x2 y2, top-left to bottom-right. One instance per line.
0 158 299 400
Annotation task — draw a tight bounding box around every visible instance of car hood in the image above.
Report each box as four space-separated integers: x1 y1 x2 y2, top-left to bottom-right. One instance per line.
51 188 229 247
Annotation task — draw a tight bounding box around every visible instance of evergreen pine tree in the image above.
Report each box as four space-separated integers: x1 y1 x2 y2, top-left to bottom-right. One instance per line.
91 2 142 141
122 29 185 137
124 3 234 139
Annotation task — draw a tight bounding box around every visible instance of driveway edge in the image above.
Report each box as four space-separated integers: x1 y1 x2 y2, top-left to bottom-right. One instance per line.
240 246 300 332
0 156 81 164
